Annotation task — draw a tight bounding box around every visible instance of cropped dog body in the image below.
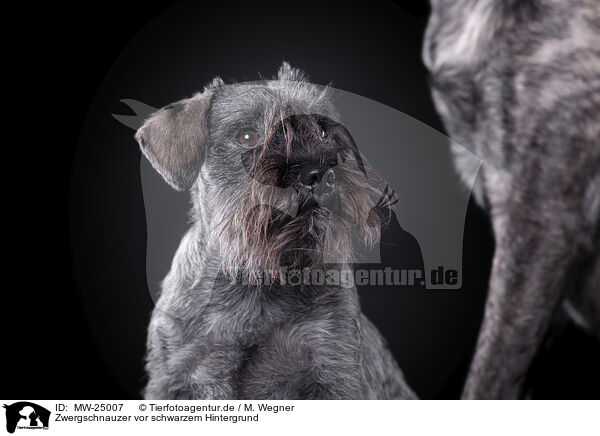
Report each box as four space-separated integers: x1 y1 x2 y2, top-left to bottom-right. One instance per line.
424 0 600 398
137 64 416 399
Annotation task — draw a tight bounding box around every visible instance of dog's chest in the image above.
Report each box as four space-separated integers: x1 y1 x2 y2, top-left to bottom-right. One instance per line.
423 2 506 205
233 323 318 399
194 285 358 398
423 1 505 158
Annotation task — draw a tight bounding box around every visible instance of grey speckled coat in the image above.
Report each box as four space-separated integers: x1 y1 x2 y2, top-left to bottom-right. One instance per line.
424 0 600 398
135 63 417 400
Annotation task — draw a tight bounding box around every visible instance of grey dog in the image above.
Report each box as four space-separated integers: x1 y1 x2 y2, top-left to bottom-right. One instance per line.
135 63 416 399
424 0 600 398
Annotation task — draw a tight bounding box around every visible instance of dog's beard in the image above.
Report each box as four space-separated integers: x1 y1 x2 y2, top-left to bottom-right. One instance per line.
213 159 390 282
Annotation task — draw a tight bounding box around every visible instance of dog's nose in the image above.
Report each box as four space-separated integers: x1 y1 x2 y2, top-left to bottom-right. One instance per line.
299 166 335 192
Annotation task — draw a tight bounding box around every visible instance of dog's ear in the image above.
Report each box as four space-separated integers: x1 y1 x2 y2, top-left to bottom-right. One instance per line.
277 62 307 82
135 89 214 191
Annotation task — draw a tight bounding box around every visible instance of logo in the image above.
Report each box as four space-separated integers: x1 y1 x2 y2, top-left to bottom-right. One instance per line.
3 403 50 433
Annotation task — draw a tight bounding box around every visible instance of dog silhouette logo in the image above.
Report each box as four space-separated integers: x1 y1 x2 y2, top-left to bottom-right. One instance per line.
3 402 50 433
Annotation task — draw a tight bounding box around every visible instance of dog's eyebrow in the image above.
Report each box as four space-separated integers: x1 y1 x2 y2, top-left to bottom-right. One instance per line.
214 87 279 126
221 86 277 105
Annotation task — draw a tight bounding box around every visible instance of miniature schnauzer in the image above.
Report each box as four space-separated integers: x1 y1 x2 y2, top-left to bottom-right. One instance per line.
424 0 600 398
135 63 417 399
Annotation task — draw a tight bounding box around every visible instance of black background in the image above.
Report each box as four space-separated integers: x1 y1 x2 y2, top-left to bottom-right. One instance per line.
3 0 599 400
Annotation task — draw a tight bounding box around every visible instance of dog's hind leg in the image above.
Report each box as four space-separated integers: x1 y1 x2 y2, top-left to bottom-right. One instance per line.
462 200 581 399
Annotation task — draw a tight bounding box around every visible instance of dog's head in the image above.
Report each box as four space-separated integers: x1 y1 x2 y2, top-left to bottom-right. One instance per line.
136 63 395 277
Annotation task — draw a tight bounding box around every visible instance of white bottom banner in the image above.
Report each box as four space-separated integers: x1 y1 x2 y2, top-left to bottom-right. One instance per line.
1 400 598 436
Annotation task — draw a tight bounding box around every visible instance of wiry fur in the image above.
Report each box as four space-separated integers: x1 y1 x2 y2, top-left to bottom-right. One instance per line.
136 63 416 399
424 0 600 398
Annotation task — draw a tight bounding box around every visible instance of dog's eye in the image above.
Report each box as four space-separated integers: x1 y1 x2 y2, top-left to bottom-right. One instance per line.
237 129 260 148
320 129 327 138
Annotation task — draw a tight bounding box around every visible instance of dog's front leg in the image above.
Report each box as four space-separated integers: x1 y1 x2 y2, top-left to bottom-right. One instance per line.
462 204 578 399
145 341 245 400
144 310 245 400
184 345 247 399
305 326 365 399
307 354 364 399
